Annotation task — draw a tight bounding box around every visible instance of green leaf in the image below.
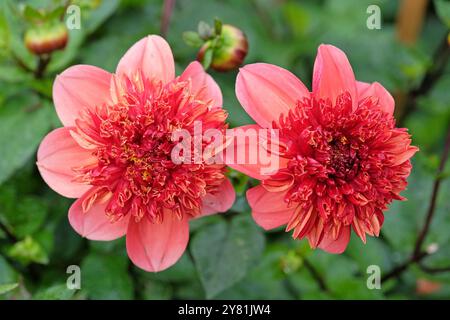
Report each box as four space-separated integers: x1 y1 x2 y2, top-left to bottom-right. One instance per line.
382 162 434 253
22 5 45 23
33 284 75 300
7 236 49 265
0 95 54 185
0 283 18 295
1 196 48 238
47 6 66 21
191 215 265 298
51 218 84 262
346 236 393 273
89 237 126 254
137 252 197 283
434 0 450 28
81 253 134 299
2 0 36 70
306 250 384 299
217 243 295 299
182 31 204 48
141 280 172 300
228 169 250 196
0 255 17 284
27 78 53 98
189 214 223 234
214 17 222 35
48 0 120 72
77 1 160 71
201 47 213 70
0 64 32 83
0 8 9 52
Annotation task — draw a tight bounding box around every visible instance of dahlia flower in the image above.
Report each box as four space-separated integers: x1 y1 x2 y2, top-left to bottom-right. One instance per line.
230 44 418 253
37 35 235 271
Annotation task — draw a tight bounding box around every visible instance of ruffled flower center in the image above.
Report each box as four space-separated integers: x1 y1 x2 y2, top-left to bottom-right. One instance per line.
71 72 228 222
264 92 414 244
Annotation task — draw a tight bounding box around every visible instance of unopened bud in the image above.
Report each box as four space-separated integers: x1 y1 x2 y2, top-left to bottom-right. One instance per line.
197 24 248 72
24 22 68 55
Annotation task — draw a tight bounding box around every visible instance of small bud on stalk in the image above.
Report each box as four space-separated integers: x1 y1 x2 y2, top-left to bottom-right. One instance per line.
198 24 248 72
183 19 248 72
25 22 68 55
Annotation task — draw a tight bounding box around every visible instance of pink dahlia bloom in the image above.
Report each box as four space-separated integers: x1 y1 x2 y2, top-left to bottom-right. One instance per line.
230 44 418 253
37 35 235 272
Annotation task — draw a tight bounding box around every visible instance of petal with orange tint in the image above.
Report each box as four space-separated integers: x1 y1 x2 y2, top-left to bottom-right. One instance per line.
116 35 175 85
126 213 189 272
318 225 351 254
236 63 310 128
358 81 394 114
37 127 95 198
247 185 294 230
179 61 222 108
201 178 236 216
390 146 419 166
225 125 288 180
53 65 112 127
313 44 357 110
68 190 129 241
383 130 419 166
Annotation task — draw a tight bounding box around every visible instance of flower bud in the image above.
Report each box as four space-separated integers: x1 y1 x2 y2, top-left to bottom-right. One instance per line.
197 24 248 72
24 22 68 55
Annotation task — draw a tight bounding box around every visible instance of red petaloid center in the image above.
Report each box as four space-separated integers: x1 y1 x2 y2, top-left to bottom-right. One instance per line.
72 72 228 222
264 92 413 242
329 136 359 178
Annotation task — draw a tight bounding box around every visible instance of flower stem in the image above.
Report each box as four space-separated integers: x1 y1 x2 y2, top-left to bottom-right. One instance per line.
160 0 175 37
413 128 450 257
0 221 17 243
398 34 450 124
34 54 51 79
303 258 329 293
382 126 450 282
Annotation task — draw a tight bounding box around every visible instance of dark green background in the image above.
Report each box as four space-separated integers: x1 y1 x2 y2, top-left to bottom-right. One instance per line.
0 0 449 299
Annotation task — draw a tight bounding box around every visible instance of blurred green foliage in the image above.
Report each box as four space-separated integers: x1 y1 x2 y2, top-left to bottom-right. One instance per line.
0 0 449 300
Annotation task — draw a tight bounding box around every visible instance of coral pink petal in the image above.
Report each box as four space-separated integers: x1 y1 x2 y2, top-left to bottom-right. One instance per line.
179 61 222 108
37 127 95 198
391 146 419 166
236 63 310 128
116 35 175 84
53 65 112 127
225 125 289 180
313 44 357 110
68 191 130 241
126 214 189 272
357 81 394 114
201 178 236 216
247 185 293 230
356 81 371 95
318 225 351 254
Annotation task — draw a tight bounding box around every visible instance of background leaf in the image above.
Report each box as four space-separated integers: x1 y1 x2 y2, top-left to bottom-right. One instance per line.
191 215 265 298
81 252 134 300
0 96 54 185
